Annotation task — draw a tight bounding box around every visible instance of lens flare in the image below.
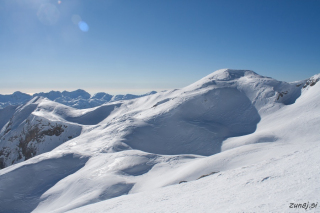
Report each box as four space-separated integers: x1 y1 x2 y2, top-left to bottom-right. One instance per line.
78 21 89 32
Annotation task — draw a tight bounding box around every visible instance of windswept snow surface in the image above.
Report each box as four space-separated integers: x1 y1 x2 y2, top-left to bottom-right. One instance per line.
0 69 319 213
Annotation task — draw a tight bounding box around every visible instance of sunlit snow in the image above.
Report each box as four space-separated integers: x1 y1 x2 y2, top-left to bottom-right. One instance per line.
0 69 319 213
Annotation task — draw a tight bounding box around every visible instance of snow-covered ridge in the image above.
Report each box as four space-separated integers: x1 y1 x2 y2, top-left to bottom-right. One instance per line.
0 96 123 169
0 89 157 109
0 69 319 213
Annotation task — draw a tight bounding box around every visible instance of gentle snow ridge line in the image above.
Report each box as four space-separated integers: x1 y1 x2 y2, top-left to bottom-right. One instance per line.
66 142 320 213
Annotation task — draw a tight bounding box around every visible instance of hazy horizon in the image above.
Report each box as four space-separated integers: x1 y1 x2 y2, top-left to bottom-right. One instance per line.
0 87 165 96
1 0 320 94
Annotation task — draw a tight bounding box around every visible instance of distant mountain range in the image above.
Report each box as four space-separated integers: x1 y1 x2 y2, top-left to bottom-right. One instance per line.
0 90 157 109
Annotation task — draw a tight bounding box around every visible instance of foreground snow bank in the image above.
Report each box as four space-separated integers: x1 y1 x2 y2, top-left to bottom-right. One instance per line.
67 142 320 213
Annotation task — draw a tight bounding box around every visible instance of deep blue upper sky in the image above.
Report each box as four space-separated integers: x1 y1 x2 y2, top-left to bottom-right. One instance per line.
1 0 319 94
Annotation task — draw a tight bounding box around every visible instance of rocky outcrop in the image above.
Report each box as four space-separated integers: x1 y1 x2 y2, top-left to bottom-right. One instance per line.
0 114 81 169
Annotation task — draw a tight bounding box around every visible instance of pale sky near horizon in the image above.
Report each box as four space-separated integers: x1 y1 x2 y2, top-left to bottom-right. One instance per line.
1 0 320 95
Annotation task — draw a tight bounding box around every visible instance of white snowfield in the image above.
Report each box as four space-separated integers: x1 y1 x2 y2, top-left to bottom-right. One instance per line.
0 69 319 213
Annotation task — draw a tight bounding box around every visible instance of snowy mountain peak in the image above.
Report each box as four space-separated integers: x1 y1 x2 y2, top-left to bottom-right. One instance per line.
12 91 30 98
185 69 264 91
61 89 91 100
205 69 260 81
91 92 113 101
0 92 32 108
33 90 63 100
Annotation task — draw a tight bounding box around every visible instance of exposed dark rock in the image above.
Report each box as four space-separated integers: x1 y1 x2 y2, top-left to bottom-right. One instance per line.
178 171 219 184
0 158 4 169
17 122 65 161
41 125 65 137
303 78 319 88
0 148 11 169
276 91 288 100
3 118 13 135
197 171 219 180
0 120 68 169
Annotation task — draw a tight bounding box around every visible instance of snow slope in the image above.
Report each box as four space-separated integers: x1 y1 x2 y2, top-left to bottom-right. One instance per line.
0 69 319 213
67 142 320 213
0 97 83 168
0 97 124 168
67 71 320 213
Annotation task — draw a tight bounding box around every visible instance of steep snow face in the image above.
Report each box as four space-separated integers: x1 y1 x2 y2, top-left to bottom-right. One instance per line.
124 88 260 155
185 69 303 114
0 69 319 213
222 72 320 151
0 96 124 169
0 98 83 169
117 69 304 156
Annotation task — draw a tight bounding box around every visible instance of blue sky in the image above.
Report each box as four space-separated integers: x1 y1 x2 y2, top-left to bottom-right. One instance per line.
1 0 320 95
